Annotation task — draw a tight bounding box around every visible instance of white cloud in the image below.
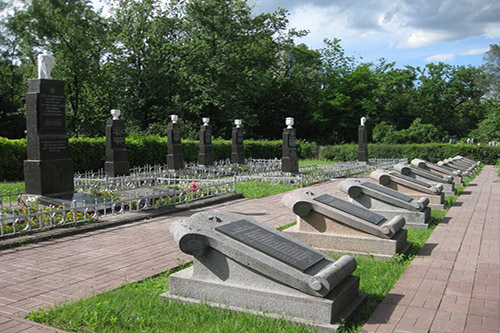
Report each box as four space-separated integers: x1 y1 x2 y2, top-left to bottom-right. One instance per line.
426 53 456 62
460 48 489 55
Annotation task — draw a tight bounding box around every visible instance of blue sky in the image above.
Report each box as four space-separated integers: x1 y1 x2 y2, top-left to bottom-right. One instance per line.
250 0 500 68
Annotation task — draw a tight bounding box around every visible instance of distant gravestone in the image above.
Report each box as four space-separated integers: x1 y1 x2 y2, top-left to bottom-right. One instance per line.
393 163 455 196
198 117 213 167
338 178 431 229
281 188 411 257
358 117 368 164
162 210 365 331
105 109 130 177
281 117 298 173
371 169 446 210
231 119 244 164
411 158 463 186
167 115 184 170
24 54 74 196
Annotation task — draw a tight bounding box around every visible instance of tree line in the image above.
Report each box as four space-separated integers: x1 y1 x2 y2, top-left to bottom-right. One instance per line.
1 0 499 144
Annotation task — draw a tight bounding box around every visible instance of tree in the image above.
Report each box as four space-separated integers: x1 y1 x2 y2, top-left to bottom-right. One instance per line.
483 43 500 98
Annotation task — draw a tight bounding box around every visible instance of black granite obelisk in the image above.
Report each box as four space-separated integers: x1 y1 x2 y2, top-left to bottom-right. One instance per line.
105 110 130 177
282 118 299 173
231 120 244 164
358 117 369 164
198 118 213 167
23 79 74 196
167 115 184 170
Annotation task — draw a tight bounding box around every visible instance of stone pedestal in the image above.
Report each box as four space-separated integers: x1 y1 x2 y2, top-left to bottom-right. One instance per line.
23 79 74 196
231 126 244 164
198 124 213 166
358 125 368 163
167 122 184 170
282 128 298 173
105 119 129 177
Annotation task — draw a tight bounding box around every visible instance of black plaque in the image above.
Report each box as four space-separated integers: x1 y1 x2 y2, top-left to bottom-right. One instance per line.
314 194 385 225
215 219 323 272
362 182 414 202
390 172 432 188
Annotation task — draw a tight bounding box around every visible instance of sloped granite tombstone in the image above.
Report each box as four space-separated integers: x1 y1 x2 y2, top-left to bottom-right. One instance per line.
455 155 480 167
411 158 463 186
393 163 456 196
439 157 475 175
371 170 446 210
162 210 365 331
338 178 431 229
281 189 411 257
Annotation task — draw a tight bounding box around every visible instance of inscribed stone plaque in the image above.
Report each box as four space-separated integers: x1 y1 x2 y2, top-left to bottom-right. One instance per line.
112 126 126 145
215 219 323 272
39 94 65 131
314 194 385 225
390 172 432 188
362 182 414 202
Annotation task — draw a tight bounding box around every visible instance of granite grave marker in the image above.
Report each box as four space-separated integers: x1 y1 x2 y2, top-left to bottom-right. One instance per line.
167 115 184 170
198 117 213 167
105 109 130 177
281 117 299 173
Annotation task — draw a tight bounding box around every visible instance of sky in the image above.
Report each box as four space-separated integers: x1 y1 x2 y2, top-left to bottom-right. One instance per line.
249 0 500 68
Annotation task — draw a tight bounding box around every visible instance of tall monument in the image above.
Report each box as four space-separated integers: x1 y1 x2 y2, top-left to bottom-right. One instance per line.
231 119 244 164
358 116 369 164
105 109 130 177
198 117 213 167
281 117 299 173
167 115 184 170
24 53 74 196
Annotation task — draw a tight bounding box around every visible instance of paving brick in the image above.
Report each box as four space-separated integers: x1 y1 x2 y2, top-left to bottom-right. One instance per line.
431 310 466 332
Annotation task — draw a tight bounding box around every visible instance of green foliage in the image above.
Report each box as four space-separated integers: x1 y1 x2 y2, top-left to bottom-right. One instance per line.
319 143 500 164
372 118 441 144
0 137 27 181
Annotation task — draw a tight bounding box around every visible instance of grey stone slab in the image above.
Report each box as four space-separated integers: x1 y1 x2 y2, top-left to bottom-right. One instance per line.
314 194 385 225
411 158 463 186
338 178 431 229
281 188 411 257
393 163 456 196
163 210 364 330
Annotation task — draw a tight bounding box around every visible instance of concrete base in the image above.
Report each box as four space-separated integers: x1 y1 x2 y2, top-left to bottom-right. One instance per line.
403 193 446 210
285 225 411 258
370 208 431 229
162 256 365 331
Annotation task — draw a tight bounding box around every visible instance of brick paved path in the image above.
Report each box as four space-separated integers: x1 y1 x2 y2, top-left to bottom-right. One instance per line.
0 167 498 332
363 165 499 333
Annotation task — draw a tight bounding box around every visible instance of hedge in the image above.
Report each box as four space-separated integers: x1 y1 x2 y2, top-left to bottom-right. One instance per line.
2 136 498 182
319 143 500 165
0 136 319 181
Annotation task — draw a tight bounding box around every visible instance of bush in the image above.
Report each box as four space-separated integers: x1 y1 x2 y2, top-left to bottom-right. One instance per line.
0 137 27 181
319 143 500 164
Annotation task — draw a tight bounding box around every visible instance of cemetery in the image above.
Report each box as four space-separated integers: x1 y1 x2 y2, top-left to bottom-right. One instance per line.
1 2 500 332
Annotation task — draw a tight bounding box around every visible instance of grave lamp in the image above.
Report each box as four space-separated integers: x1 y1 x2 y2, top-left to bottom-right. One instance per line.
110 109 121 120
170 114 178 123
202 117 210 126
234 119 242 128
360 117 367 126
285 117 294 129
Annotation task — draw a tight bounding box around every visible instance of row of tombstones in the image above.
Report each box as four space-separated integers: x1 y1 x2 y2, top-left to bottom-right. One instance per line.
22 73 301 196
162 155 479 330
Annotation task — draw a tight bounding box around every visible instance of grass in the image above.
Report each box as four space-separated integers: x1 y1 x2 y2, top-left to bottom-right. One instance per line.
23 163 481 332
235 181 297 199
0 182 25 201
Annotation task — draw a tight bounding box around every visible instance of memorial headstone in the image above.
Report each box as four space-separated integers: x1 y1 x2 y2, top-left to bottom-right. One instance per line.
198 117 213 167
24 53 74 196
231 119 244 164
371 169 446 210
105 109 130 177
393 163 455 196
439 158 473 175
162 210 365 331
281 117 299 173
411 158 463 186
358 117 369 164
338 178 431 229
281 188 411 257
167 115 184 170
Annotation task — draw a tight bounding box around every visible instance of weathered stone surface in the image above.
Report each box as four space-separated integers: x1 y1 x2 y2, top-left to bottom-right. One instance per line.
105 118 130 177
231 126 244 164
411 158 463 186
371 169 446 210
24 79 74 196
281 188 411 257
393 163 455 196
358 124 368 163
198 124 213 166
338 178 431 229
162 210 365 331
282 128 299 173
166 122 184 170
